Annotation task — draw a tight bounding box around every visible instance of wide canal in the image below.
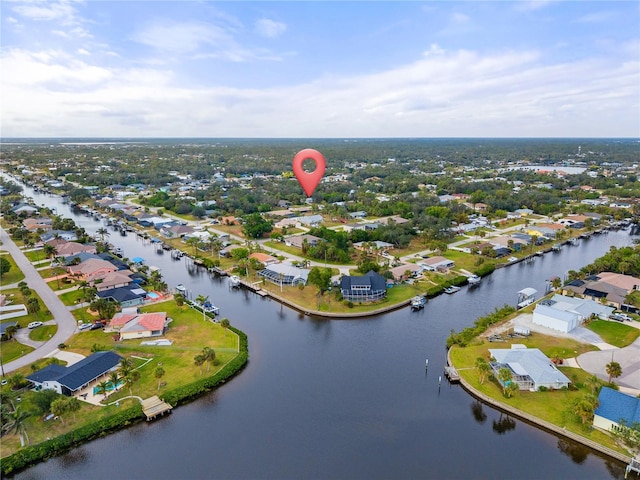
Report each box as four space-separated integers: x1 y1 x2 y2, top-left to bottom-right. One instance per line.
8 180 639 479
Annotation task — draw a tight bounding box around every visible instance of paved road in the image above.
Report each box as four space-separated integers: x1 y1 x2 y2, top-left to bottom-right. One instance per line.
1 227 78 374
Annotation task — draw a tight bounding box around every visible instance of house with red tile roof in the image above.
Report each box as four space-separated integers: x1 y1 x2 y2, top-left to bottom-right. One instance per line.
108 312 168 340
249 252 279 265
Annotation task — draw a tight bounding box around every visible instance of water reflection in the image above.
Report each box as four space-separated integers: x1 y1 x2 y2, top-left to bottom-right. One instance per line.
492 412 517 435
557 438 589 464
471 400 488 424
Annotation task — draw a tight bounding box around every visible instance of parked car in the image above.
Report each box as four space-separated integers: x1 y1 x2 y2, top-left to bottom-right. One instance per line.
89 322 106 330
610 313 631 322
78 323 93 331
28 321 43 329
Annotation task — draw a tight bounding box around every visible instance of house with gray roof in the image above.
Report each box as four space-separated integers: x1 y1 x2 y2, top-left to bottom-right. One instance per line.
489 346 571 391
532 294 614 333
258 263 310 286
27 351 122 396
340 271 386 302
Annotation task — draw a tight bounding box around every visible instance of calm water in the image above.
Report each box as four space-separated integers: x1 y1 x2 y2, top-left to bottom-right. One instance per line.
7 178 637 479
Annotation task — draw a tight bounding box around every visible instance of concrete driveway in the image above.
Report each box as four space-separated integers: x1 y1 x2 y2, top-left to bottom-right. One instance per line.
577 337 640 391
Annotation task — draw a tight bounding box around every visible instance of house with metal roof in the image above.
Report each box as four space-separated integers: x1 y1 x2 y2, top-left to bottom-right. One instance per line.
340 270 387 302
532 294 614 333
489 346 571 391
258 263 310 286
593 387 640 433
26 351 122 396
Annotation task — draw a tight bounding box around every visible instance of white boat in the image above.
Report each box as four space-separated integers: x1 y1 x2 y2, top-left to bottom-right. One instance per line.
467 275 481 285
444 286 461 294
175 284 187 295
229 275 241 288
410 296 426 310
114 247 124 257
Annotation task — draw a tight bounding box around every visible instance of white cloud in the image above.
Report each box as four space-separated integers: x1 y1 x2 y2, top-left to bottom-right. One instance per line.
77 48 90 56
1 45 638 138
132 19 283 62
254 18 286 38
12 0 79 24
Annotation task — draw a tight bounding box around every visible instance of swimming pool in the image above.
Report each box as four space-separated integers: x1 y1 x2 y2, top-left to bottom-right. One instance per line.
93 380 123 395
147 292 160 299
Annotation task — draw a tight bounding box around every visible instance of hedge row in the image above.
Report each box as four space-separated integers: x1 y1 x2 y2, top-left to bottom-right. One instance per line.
474 263 496 277
1 327 249 476
1 405 144 476
161 326 248 406
446 304 517 348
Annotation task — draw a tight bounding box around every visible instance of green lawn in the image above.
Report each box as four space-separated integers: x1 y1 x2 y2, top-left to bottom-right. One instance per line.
58 289 85 306
585 320 640 348
29 324 58 342
449 337 626 455
2 297 243 458
24 249 44 262
0 340 35 364
0 252 25 286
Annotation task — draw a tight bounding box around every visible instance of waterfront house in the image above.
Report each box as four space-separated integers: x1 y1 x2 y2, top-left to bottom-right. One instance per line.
26 351 122 396
489 346 571 391
389 263 423 282
562 272 640 310
249 252 279 265
593 387 640 433
108 311 168 340
532 294 614 333
419 256 455 272
96 286 147 308
258 263 310 286
68 258 117 280
340 270 387 303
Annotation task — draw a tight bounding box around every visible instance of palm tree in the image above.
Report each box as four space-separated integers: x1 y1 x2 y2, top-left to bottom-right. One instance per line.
574 398 596 424
4 324 18 341
43 243 57 261
50 397 68 425
195 294 208 321
6 405 30 447
155 367 165 390
95 380 110 400
497 368 513 397
584 375 601 394
26 297 41 319
108 371 120 392
124 370 140 397
605 361 622 383
194 354 206 375
202 347 216 372
66 396 81 422
475 357 491 384
96 227 110 243
220 318 230 329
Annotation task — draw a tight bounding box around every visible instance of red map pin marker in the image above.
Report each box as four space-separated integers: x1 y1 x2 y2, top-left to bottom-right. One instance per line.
292 149 326 197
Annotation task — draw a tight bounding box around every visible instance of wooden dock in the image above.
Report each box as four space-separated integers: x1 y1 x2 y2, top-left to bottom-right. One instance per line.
141 396 173 421
444 366 460 383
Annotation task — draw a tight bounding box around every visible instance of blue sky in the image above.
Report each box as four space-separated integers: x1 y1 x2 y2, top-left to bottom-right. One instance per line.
1 1 639 138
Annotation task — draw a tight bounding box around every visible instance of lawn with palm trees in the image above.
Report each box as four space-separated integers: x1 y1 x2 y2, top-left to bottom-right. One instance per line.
449 333 630 456
0 297 244 459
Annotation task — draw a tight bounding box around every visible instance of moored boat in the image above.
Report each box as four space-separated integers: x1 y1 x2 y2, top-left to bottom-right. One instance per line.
410 295 426 310
467 275 481 285
444 286 461 294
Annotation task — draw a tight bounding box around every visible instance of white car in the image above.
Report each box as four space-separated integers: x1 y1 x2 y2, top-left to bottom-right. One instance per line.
78 323 93 331
28 321 44 329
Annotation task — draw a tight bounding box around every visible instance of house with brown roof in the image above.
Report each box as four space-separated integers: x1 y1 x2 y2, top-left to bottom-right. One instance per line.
285 234 324 249
419 256 455 272
46 239 97 257
563 272 640 309
68 258 118 280
389 263 423 282
93 270 133 291
249 252 279 265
